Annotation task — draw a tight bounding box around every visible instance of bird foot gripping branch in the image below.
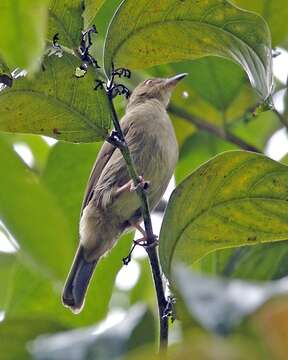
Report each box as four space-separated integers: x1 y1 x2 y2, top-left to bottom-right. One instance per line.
122 235 159 266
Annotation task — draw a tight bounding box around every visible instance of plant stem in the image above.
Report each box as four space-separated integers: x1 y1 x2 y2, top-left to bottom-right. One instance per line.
169 104 261 153
107 96 168 351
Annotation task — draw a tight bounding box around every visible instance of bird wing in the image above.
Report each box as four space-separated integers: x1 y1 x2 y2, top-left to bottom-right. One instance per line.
80 141 116 215
80 120 131 215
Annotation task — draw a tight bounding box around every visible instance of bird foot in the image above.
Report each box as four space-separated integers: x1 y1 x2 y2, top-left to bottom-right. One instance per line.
122 235 158 265
130 176 150 192
115 176 149 197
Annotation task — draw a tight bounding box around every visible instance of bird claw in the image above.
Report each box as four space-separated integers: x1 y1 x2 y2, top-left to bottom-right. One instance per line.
134 235 158 248
122 235 158 265
130 176 150 192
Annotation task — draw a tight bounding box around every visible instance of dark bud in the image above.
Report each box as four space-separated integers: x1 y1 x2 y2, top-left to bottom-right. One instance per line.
0 74 13 88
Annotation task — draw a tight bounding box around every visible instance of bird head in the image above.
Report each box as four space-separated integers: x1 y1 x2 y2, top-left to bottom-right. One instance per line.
128 73 187 109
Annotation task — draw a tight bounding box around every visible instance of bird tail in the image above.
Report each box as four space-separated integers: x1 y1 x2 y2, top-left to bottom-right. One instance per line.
62 245 98 314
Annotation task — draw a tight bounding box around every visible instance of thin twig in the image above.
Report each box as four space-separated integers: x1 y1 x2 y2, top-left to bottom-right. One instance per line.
107 95 168 351
169 104 261 153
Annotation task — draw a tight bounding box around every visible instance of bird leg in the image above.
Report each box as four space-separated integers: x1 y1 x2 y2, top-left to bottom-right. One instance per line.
122 222 158 265
115 176 150 196
115 179 134 196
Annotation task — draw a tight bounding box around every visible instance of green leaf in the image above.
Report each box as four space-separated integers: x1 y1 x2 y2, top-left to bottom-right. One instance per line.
130 260 154 306
175 110 280 185
0 317 67 360
0 53 111 142
0 253 17 312
83 0 106 28
42 142 102 235
229 110 281 150
175 131 236 184
0 138 73 279
29 304 155 360
173 264 288 334
0 1 48 73
159 151 288 278
1 133 51 173
2 238 132 328
2 258 74 326
104 0 273 98
234 0 288 46
48 0 83 49
200 241 288 281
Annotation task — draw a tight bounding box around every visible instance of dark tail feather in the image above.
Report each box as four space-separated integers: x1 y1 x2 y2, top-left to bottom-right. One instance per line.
62 245 97 313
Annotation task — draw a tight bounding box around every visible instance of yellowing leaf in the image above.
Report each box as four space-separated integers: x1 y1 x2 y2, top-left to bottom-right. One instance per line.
0 54 112 142
104 0 273 98
159 151 288 277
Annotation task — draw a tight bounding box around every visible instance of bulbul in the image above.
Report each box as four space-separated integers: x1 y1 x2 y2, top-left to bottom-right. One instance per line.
62 73 187 313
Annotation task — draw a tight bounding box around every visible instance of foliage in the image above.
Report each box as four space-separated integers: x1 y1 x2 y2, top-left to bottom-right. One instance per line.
0 0 288 359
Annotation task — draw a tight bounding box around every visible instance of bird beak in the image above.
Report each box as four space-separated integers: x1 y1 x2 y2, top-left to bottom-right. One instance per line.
165 73 188 88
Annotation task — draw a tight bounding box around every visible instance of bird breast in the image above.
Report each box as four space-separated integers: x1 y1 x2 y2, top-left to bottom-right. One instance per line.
114 100 179 217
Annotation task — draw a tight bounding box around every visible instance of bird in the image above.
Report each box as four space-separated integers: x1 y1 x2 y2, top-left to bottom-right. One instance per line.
62 73 187 313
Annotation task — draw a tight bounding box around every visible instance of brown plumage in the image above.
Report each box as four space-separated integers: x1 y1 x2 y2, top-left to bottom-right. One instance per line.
62 73 187 313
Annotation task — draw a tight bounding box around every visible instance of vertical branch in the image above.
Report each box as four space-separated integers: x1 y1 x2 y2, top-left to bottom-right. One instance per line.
76 26 168 350
107 94 168 350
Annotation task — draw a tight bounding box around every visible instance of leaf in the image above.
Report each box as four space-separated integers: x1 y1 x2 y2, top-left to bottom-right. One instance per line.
0 0 48 73
29 304 155 360
42 142 102 233
0 253 17 312
83 0 107 28
0 53 112 142
159 151 288 278
48 0 83 49
175 110 280 185
0 317 67 360
2 258 75 326
0 234 132 329
0 138 73 279
200 241 288 281
234 0 288 46
173 264 288 334
175 131 236 184
130 260 155 306
229 110 281 150
2 133 51 173
104 0 273 98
